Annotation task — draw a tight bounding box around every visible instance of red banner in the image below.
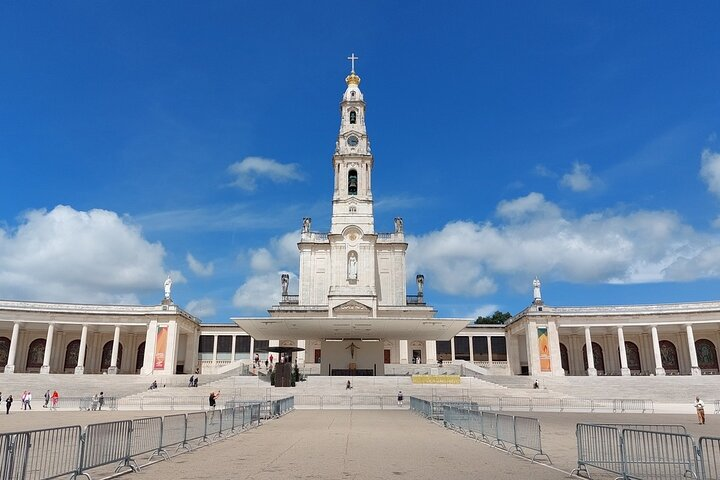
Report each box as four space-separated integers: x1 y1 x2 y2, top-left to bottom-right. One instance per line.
154 325 168 370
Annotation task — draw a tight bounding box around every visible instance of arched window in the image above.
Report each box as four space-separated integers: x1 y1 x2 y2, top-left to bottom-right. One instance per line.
348 169 358 195
64 339 81 370
582 342 605 374
349 111 356 124
101 341 123 371
559 343 569 373
136 342 146 372
26 338 45 369
659 340 679 371
695 339 719 371
0 336 10 368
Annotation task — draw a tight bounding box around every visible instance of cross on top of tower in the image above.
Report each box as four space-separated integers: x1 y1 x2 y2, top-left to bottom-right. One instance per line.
347 53 358 73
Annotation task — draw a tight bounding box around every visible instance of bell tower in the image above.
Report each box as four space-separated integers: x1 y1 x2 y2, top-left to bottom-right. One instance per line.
331 53 374 235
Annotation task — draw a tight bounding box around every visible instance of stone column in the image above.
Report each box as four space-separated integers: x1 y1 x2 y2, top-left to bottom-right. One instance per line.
617 326 630 376
399 340 409 364
40 323 55 374
297 340 306 364
212 335 218 365
468 336 475 363
548 320 564 376
686 324 701 376
141 320 158 375
650 325 666 376
449 338 455 362
424 340 437 364
108 325 121 374
75 325 88 374
231 335 237 363
487 336 494 367
525 321 541 377
584 327 597 376
183 332 196 374
5 322 20 373
164 320 178 375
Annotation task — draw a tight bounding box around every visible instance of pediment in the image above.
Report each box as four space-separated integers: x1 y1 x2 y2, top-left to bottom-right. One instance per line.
333 300 372 316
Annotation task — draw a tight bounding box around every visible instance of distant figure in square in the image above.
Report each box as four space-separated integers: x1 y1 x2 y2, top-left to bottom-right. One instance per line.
51 390 59 410
695 396 705 425
346 380 352 390
44 390 51 408
98 392 105 411
397 390 404 406
5 395 12 414
209 391 220 410
188 375 195 387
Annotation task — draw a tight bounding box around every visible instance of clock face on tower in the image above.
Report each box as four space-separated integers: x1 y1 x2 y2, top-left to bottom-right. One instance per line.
347 135 359 147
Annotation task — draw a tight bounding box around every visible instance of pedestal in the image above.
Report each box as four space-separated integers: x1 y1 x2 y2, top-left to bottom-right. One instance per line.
4 365 15 374
620 368 631 376
587 368 597 376
74 366 85 375
40 365 50 374
690 367 702 376
655 367 666 376
107 366 118 375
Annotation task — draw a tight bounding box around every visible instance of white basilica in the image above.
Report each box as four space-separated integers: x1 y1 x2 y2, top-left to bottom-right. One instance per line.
0 60 719 379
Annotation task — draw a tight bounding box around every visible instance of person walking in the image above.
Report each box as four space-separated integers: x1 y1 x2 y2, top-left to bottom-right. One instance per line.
51 390 59 410
188 375 194 387
695 396 706 425
98 392 105 411
397 390 404 407
5 395 12 414
24 391 32 410
44 389 50 408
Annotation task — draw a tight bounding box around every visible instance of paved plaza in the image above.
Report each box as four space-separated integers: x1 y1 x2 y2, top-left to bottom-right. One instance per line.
0 407 714 479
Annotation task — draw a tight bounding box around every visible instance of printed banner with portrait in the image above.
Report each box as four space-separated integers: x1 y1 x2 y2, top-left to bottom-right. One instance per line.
538 326 551 372
154 325 168 370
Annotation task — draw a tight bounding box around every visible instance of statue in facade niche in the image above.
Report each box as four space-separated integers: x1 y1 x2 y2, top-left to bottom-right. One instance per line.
348 252 358 280
163 275 173 302
394 217 403 233
416 274 424 296
302 217 311 233
281 273 289 296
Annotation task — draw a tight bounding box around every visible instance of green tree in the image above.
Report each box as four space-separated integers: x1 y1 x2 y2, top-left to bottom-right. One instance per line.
475 310 512 325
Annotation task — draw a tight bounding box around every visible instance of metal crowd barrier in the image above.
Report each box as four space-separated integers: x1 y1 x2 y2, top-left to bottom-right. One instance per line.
622 428 698 479
0 400 281 480
573 424 720 479
439 404 552 463
699 436 720 480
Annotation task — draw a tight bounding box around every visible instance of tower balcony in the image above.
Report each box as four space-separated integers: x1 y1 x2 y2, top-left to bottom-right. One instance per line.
280 294 299 305
406 294 425 305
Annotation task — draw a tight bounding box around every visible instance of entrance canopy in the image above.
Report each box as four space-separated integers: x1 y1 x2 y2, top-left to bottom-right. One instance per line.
231 316 469 341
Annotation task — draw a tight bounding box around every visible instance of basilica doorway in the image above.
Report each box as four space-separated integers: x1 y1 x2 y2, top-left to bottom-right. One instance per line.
695 339 719 373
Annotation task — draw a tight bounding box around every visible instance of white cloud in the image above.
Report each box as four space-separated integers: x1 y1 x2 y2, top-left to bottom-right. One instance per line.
0 205 171 303
185 298 216 318
700 149 720 198
187 253 214 277
468 304 500 319
407 193 720 297
534 164 556 178
228 156 303 191
560 162 595 192
233 231 300 312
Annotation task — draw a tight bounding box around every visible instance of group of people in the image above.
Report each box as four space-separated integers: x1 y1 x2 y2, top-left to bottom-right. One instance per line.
188 375 199 387
0 389 60 414
89 392 105 411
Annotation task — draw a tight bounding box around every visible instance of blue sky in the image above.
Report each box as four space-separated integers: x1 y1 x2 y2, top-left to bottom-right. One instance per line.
2 2 720 323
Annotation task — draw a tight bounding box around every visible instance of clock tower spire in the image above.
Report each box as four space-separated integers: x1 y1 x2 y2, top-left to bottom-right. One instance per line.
331 54 374 234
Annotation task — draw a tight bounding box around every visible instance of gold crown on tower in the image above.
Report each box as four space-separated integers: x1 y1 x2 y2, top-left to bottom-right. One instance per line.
345 72 361 86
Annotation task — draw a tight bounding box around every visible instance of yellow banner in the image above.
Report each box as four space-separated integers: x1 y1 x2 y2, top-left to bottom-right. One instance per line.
412 375 461 385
